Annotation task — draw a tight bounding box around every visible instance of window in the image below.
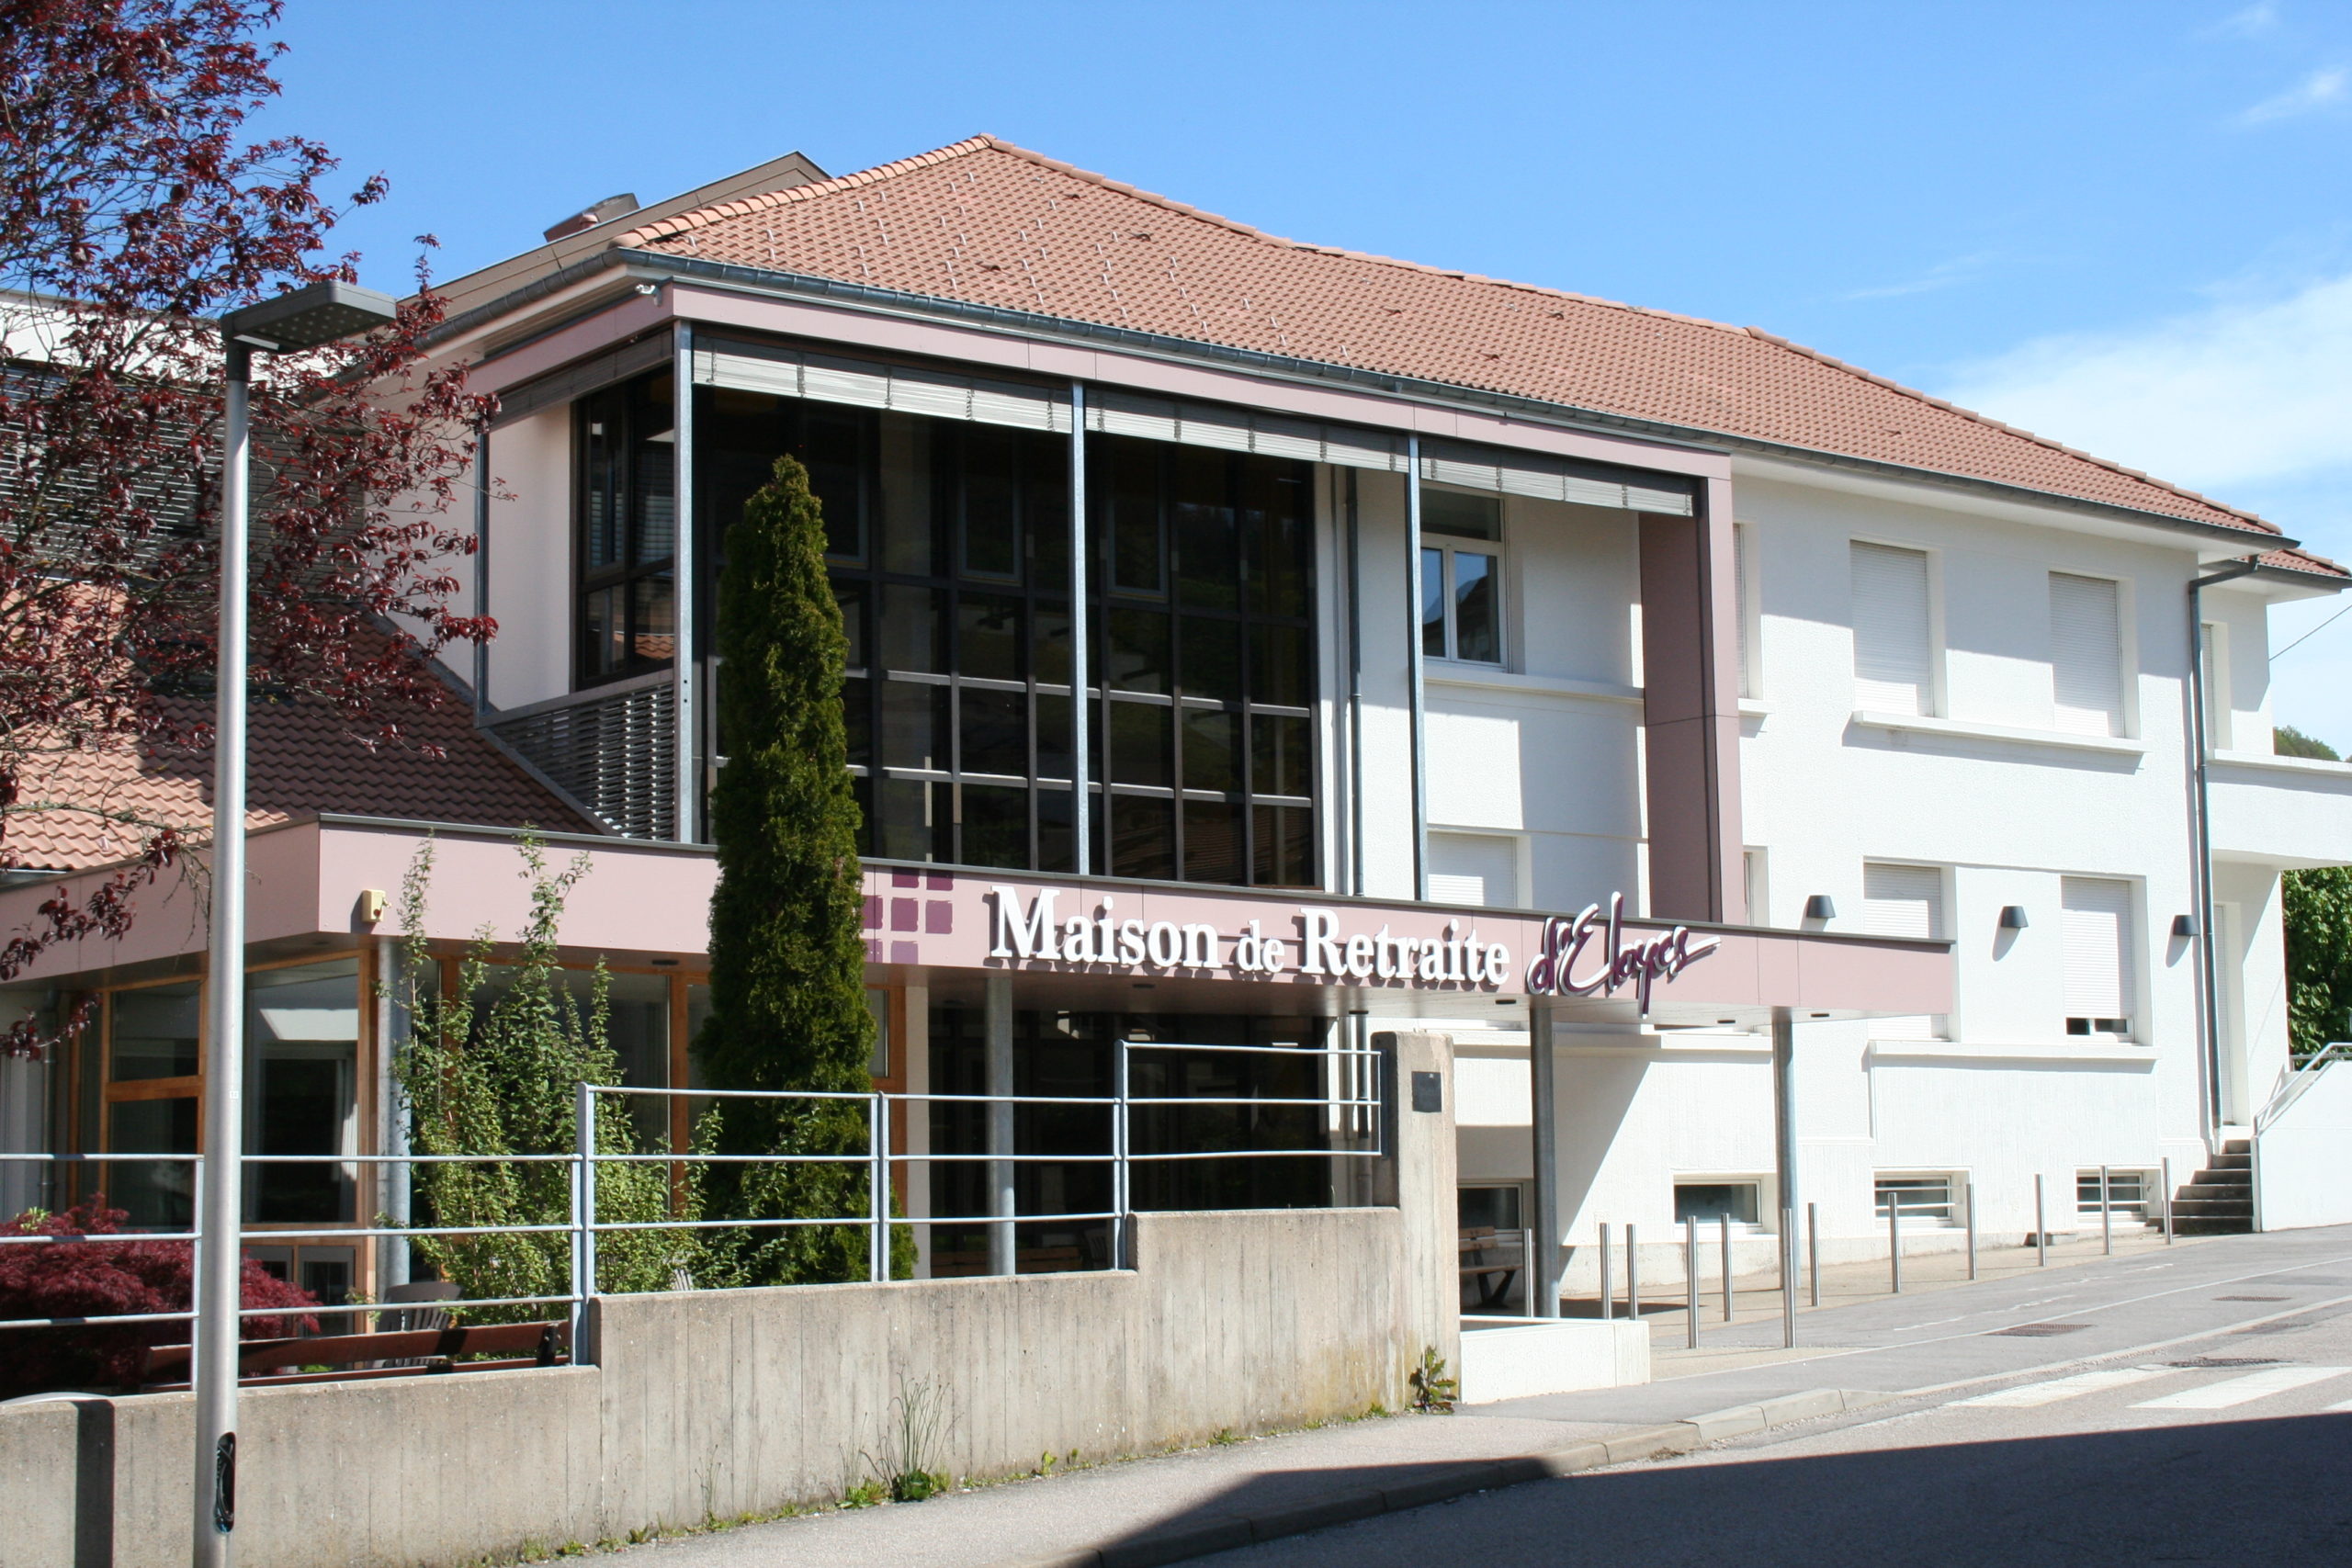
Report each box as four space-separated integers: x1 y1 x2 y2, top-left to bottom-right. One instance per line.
1875 1174 1954 1223
2050 572 2123 737
102 980 201 1227
699 379 1320 887
2077 1168 2150 1216
1428 831 1519 908
243 959 359 1224
1675 1180 1760 1225
1860 862 1945 1039
1850 541 1932 715
576 375 678 685
2200 621 2233 751
1420 489 1502 665
2062 876 2135 1038
1458 1184 1524 1232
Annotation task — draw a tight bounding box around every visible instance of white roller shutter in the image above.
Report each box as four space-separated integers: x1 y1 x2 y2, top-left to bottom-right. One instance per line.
1735 523 1754 699
1427 832 1520 908
2062 877 2134 1028
1851 542 1932 716
694 337 1072 433
2051 572 2123 737
1084 389 1409 471
1861 862 1944 1039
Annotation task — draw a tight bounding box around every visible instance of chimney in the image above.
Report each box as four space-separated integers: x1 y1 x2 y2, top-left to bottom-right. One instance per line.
542 192 641 243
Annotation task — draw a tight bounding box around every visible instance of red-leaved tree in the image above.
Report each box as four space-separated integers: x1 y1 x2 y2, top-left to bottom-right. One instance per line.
0 0 496 1058
0 1197 319 1397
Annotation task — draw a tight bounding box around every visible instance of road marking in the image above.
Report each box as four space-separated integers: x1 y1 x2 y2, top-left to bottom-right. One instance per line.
1951 1367 2169 1408
2130 1365 2352 1410
2325 1396 2352 1412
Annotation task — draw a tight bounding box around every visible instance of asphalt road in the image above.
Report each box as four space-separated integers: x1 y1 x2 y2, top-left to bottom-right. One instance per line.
1199 1232 2352 1567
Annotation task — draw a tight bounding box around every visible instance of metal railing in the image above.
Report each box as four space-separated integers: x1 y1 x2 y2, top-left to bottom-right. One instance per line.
481 672 676 840
0 1037 1386 1356
2255 1040 2351 1135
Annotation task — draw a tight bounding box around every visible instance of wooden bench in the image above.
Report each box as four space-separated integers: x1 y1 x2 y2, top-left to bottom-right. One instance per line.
141 1319 570 1391
1459 1226 1527 1310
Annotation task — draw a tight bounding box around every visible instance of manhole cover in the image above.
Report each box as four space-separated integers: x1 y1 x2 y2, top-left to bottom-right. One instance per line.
2215 1294 2290 1302
2166 1356 2281 1369
1990 1323 2093 1337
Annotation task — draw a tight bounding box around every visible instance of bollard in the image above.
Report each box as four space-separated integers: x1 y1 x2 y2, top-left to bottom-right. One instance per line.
2035 1173 2048 1266
1721 1213 1734 1323
1889 1201 1902 1293
1627 1224 1640 1323
1965 1179 1978 1280
1807 1201 1820 1307
1599 1223 1612 1321
1685 1215 1700 1348
2161 1156 2175 1246
1781 1206 1797 1348
2100 1165 2113 1256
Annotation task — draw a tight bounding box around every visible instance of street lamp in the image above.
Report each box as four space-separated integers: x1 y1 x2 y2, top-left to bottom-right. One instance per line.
196 279 397 1568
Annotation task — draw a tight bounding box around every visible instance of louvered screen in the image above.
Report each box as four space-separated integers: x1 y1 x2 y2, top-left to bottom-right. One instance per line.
486 680 677 840
2050 572 2123 738
1083 389 1408 471
694 338 1072 434
1850 542 1932 715
1860 862 1944 1040
1418 439 1697 515
1735 523 1754 698
2062 877 2133 1026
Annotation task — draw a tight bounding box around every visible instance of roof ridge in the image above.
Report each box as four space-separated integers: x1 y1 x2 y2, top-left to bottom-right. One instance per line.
1737 327 2279 535
613 135 1004 247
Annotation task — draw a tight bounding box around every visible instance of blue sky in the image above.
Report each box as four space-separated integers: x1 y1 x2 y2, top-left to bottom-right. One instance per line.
262 0 2352 745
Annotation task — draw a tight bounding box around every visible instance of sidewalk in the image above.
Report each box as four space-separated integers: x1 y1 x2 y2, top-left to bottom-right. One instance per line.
598 1230 2209 1568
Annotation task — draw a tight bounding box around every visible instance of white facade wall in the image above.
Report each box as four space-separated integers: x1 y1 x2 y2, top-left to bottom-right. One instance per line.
1415 454 2350 1258
473 404 574 711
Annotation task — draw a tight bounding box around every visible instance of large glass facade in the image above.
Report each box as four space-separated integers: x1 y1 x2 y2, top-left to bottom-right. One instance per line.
692 364 1320 887
576 375 679 684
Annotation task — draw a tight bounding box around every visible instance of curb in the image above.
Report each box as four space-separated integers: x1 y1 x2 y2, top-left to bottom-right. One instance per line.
998 1388 1891 1568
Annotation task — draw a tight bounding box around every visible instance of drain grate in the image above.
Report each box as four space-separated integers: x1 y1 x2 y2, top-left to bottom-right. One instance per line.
2165 1356 2282 1369
1990 1322 2093 1337
2215 1294 2290 1302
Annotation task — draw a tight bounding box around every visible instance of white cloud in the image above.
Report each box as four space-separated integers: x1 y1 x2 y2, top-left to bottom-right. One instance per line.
1939 272 2352 492
2211 4 2279 39
2237 65 2347 124
1840 252 1998 302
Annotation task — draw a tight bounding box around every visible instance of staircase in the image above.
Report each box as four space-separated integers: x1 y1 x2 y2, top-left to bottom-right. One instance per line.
2169 1140 2255 1235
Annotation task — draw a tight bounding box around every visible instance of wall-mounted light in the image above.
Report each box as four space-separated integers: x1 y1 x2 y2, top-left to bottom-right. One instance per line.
1999 905 2030 931
1804 895 1837 921
2172 914 2199 939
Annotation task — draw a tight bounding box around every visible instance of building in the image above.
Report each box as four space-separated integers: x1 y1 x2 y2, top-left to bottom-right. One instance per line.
6 135 2350 1306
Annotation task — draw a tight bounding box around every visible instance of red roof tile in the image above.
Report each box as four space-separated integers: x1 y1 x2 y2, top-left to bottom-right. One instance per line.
5 688 596 874
621 136 2330 561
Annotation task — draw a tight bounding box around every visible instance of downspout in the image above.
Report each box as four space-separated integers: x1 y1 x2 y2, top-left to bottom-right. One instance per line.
2188 556 2260 1134
1405 439 1428 900
472 417 491 716
672 321 697 843
1346 468 1364 896
1070 384 1091 875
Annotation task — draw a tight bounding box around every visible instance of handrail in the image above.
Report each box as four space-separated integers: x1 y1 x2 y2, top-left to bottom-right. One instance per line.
2255 1041 2351 1135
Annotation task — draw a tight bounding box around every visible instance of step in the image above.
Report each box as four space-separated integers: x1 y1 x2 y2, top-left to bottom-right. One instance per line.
2205 1153 2252 1171
2172 1216 2254 1235
2178 1181 2252 1200
2187 1169 2251 1187
2222 1139 2252 1156
2170 1203 2254 1221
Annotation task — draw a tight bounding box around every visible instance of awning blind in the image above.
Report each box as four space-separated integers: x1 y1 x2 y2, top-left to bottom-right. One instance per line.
694 337 1072 434
1419 439 1696 515
1083 389 1408 471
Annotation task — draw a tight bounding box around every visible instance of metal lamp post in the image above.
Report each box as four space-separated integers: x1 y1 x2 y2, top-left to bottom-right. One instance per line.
195 280 398 1568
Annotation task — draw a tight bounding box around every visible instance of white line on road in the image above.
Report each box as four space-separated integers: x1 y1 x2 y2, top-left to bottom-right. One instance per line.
1951 1367 2170 1408
2130 1365 2352 1410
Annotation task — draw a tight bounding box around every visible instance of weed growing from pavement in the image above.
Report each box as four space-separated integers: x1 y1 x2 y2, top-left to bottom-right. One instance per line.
468 1395 1435 1561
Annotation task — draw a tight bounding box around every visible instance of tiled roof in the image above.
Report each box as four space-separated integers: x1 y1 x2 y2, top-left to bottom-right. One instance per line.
5 687 597 874
622 136 2337 568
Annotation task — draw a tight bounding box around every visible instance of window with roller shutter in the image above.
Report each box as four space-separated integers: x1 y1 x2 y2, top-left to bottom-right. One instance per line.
1850 542 1933 716
2050 572 2124 737
1860 862 1947 1039
2062 876 2135 1039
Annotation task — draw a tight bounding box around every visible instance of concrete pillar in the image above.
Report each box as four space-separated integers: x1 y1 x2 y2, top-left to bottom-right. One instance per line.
1636 476 1746 922
1530 1002 1560 1317
985 974 1014 1276
1378 1030 1461 1388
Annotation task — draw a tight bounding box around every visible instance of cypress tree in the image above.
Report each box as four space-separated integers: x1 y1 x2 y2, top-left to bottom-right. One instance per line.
697 454 881 1283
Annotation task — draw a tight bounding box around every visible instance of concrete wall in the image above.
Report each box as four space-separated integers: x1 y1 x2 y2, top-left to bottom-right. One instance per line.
0 1034 1455 1568
2256 1058 2352 1231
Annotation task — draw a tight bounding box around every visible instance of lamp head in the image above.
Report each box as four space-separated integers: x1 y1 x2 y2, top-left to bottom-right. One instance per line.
220 280 399 353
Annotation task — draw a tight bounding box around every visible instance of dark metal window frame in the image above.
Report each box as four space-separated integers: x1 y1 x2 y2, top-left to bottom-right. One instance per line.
574 375 679 689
